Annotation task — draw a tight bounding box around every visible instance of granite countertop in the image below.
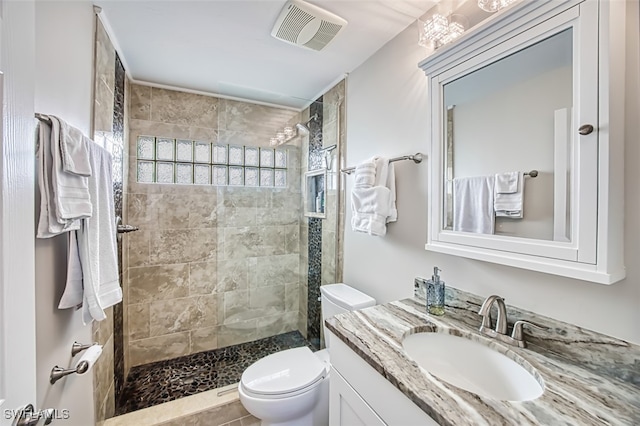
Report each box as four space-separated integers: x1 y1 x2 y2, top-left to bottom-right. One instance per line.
325 290 640 426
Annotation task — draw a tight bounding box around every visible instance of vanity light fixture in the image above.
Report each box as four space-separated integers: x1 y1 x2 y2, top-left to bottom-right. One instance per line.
477 0 517 13
418 13 467 49
270 127 298 147
271 114 318 147
284 126 295 138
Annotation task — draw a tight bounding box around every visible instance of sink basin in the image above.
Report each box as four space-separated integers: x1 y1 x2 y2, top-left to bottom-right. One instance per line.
402 332 544 401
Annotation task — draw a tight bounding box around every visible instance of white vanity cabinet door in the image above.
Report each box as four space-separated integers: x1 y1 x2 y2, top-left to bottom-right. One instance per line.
330 368 386 426
329 331 439 426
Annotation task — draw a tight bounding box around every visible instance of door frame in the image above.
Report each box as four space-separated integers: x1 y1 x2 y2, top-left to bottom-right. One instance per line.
0 0 37 423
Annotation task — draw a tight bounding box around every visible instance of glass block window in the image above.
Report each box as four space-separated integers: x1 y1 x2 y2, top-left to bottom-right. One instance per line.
176 140 193 162
229 166 244 186
136 136 287 187
260 168 274 187
228 145 244 165
137 136 155 160
156 162 174 184
245 147 259 167
156 138 175 161
137 160 154 183
275 169 287 188
212 145 227 164
176 163 193 184
275 149 287 168
260 148 274 167
194 164 210 185
194 141 211 163
245 167 259 187
213 165 228 185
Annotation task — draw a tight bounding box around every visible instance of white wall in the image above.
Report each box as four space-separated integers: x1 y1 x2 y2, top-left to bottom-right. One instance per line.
344 3 640 344
34 2 96 424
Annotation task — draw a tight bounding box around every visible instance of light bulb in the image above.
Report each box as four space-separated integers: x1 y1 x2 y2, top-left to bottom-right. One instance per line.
478 0 517 13
423 14 449 43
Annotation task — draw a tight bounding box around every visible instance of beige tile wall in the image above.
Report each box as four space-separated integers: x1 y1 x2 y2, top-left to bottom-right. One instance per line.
157 400 258 426
126 84 303 366
297 80 346 340
104 386 257 426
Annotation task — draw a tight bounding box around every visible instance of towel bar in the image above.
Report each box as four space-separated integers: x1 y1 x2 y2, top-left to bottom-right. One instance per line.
341 153 423 174
448 170 539 182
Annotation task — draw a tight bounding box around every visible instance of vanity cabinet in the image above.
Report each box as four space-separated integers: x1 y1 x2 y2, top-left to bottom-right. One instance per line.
328 331 438 426
421 0 626 284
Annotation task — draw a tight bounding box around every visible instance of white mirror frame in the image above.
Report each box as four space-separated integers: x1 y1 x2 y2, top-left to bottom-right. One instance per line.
420 0 626 285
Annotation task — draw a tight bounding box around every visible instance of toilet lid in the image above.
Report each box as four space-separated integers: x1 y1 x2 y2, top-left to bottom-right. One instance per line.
241 347 326 396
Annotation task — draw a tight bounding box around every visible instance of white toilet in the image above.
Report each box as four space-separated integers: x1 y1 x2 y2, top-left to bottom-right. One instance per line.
238 283 376 426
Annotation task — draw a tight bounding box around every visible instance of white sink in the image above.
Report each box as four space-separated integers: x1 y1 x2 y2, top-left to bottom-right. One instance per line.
402 332 544 401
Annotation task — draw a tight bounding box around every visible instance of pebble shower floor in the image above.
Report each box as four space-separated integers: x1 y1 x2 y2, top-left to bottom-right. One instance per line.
116 331 313 414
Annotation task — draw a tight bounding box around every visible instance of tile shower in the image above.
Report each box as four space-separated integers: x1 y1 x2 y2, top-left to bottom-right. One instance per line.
111 82 345 415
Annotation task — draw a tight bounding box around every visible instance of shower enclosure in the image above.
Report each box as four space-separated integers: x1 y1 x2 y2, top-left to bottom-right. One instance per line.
91 16 345 420
110 81 345 413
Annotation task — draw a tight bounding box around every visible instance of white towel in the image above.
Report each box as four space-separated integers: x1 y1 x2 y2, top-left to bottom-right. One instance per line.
351 186 392 236
494 172 524 218
76 141 122 324
371 157 397 222
495 171 518 194
354 160 376 188
36 120 84 238
49 117 92 221
54 116 92 177
58 232 83 309
453 176 495 234
386 163 397 223
351 157 397 236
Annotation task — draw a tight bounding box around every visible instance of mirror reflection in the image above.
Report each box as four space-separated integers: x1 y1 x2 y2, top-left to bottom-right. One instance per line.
443 28 573 241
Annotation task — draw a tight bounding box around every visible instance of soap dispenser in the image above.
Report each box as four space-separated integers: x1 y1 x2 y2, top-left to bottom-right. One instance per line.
426 267 445 316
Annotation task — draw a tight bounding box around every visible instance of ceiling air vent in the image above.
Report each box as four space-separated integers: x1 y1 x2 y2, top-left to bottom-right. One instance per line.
271 0 347 51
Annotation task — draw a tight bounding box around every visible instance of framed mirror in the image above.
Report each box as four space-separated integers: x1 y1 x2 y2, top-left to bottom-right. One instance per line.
420 0 625 284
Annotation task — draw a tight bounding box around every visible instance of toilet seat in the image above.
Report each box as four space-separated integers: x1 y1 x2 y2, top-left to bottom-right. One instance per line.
240 347 327 400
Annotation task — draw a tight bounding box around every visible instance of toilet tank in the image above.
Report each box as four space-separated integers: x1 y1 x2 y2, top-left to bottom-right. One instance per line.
320 284 376 349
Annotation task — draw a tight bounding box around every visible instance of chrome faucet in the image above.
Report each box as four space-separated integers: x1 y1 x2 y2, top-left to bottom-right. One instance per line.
478 295 508 336
477 295 546 348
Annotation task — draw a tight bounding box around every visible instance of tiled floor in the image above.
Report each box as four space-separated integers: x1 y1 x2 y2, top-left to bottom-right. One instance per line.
117 331 313 414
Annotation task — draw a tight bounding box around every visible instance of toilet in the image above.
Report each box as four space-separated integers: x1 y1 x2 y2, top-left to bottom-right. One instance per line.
238 283 376 426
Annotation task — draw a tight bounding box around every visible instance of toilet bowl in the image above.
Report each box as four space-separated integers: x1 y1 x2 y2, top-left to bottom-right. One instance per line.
238 284 375 426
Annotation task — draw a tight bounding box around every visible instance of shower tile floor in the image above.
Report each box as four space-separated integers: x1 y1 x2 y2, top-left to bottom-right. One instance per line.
116 331 314 414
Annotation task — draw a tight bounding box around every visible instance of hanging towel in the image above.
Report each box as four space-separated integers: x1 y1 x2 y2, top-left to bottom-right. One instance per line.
385 162 397 223
58 232 84 309
495 171 519 194
76 141 122 324
37 120 77 237
494 172 524 218
351 157 397 236
371 156 397 222
49 117 93 221
453 176 495 234
53 116 92 177
354 159 376 188
36 119 88 238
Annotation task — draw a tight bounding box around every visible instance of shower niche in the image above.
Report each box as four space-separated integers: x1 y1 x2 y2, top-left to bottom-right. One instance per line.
305 169 326 218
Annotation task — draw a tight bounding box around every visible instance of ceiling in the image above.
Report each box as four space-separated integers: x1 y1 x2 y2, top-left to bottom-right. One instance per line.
96 0 438 110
